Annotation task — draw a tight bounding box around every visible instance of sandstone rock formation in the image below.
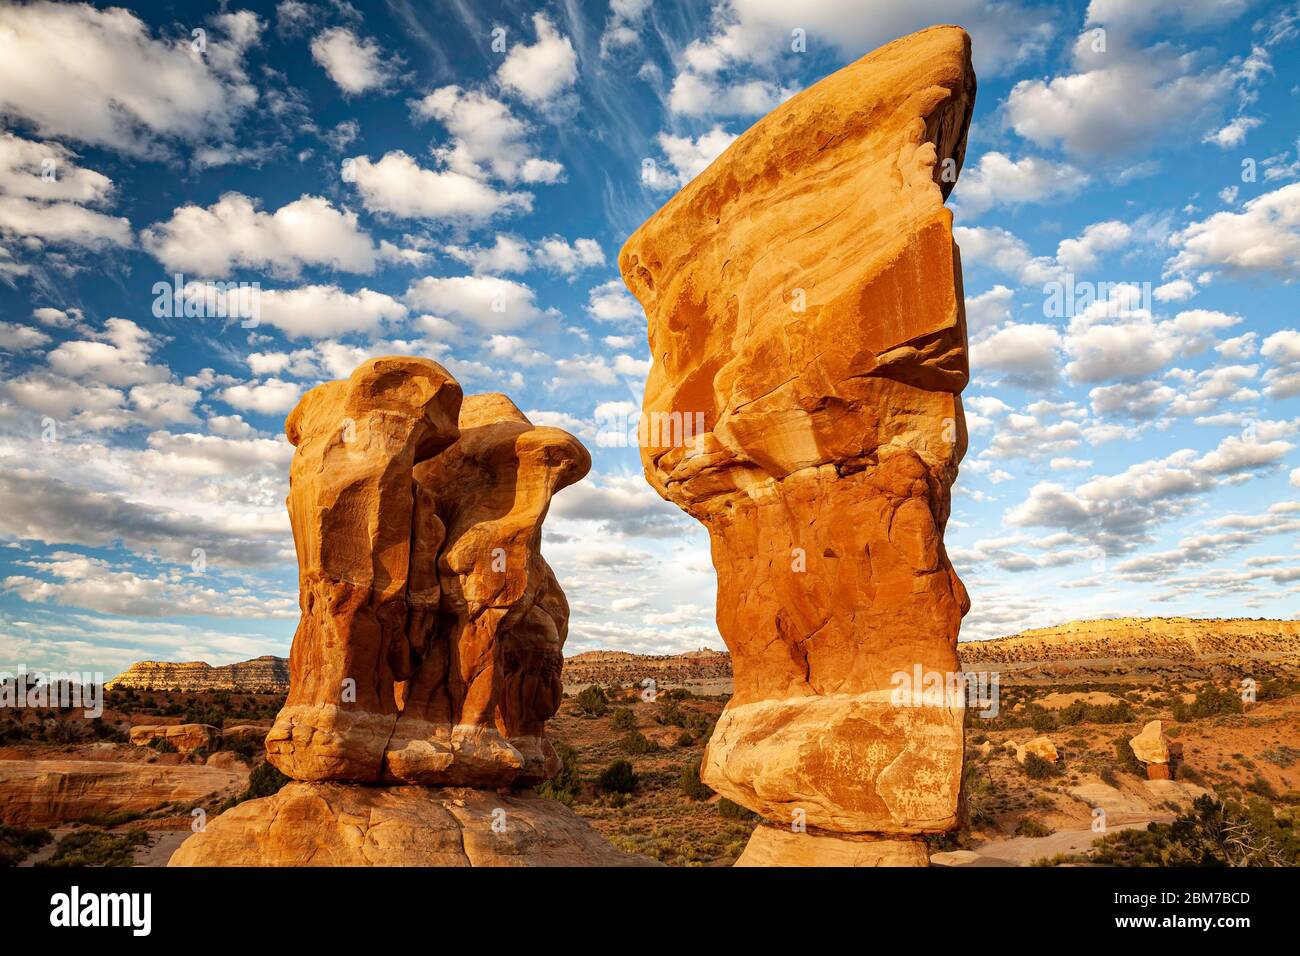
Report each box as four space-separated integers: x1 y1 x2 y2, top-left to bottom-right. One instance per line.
1130 720 1172 778
0 760 246 827
173 357 632 867
129 723 220 754
1015 737 1059 765
169 783 651 867
265 362 587 787
384 393 589 786
107 655 289 693
619 25 976 864
1130 720 1170 765
219 724 271 748
265 357 464 782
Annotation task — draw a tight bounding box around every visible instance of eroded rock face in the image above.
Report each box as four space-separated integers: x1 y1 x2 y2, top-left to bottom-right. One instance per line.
266 357 463 782
129 724 221 754
384 393 590 786
0 760 246 827
168 783 654 867
619 25 976 863
265 361 586 789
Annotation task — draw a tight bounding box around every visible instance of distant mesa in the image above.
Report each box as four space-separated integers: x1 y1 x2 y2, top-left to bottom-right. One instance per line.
106 656 289 694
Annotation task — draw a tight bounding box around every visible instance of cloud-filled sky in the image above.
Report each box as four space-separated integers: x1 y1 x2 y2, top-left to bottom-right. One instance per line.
0 0 1298 677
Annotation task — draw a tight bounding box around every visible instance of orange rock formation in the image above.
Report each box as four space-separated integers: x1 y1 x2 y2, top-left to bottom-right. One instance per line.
264 360 587 787
172 358 637 866
619 25 976 864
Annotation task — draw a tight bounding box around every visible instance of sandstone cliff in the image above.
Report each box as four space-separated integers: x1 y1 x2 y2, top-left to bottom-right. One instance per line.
106 656 289 694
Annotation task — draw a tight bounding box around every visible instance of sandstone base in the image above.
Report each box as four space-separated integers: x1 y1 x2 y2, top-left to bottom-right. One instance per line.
702 693 964 833
735 825 929 867
168 782 654 867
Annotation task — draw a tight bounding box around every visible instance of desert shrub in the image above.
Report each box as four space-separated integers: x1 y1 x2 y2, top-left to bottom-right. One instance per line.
617 731 657 755
598 759 638 794
1100 766 1120 788
1087 702 1135 724
717 798 757 821
679 758 713 801
655 701 686 727
1027 707 1057 733
1246 775 1278 799
225 737 260 763
38 828 148 867
609 707 637 732
1113 733 1147 776
684 711 713 737
1172 685 1244 722
576 685 608 717
0 824 52 867
537 742 581 805
1059 701 1087 726
1091 795 1300 866
1015 818 1052 837
150 737 176 754
240 761 289 802
77 809 142 828
1258 678 1300 702
675 731 694 747
1023 753 1061 780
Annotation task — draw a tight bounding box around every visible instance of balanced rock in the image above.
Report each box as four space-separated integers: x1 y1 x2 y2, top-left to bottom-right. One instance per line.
129 723 221 753
619 25 976 864
168 783 651 867
1016 736 1059 765
1129 720 1170 765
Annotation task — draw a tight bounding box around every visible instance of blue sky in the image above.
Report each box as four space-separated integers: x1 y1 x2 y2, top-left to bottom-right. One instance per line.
0 0 1297 678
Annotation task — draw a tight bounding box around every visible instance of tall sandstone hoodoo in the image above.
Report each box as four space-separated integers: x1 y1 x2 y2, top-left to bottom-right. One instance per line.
620 26 976 865
172 357 640 866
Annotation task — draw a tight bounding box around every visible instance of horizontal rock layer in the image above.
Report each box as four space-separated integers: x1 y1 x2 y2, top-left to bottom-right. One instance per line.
106 656 289 694
0 759 246 827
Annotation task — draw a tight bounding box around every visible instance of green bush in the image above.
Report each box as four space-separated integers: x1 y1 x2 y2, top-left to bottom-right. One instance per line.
609 707 637 731
1092 795 1300 866
1023 753 1060 780
150 737 176 754
37 828 148 867
675 731 694 747
1113 733 1147 776
598 759 638 793
1015 818 1052 837
240 761 289 802
617 731 656 755
717 798 757 821
537 742 581 805
679 758 713 801
576 685 608 717
0 824 52 867
1172 685 1244 722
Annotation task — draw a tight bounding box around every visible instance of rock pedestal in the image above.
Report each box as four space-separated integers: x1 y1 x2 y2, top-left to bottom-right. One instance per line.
1130 719 1173 779
169 783 649 867
171 357 637 866
619 25 977 865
